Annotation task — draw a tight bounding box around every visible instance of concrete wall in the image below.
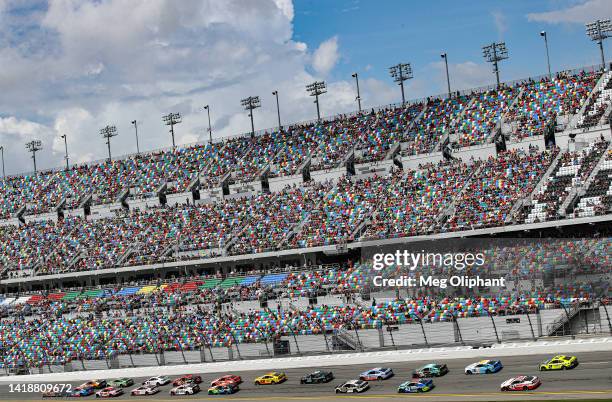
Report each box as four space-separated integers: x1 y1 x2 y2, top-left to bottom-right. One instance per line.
506 135 546 153
269 174 303 193
311 167 346 184
400 151 444 171
452 143 497 162
556 126 611 150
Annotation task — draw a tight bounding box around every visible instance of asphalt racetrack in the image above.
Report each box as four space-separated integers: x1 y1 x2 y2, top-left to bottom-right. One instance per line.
1 351 611 401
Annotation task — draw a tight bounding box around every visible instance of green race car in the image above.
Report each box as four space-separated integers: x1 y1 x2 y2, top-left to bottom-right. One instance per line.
413 363 448 378
108 377 134 388
539 355 578 371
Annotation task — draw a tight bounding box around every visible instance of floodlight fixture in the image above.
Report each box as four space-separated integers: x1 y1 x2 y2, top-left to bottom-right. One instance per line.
306 81 327 121
25 139 43 173
586 19 612 70
482 42 509 87
100 125 118 161
388 63 413 104
241 96 261 136
162 112 182 148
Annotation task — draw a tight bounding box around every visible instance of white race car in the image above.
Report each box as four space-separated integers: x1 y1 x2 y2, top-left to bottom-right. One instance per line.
501 375 542 391
143 376 171 386
130 385 160 396
169 383 200 396
335 380 369 394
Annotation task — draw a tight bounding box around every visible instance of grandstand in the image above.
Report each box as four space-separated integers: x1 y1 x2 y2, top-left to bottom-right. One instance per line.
0 63 611 376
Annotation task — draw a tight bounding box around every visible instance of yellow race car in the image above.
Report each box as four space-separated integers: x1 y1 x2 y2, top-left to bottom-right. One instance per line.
254 372 287 385
539 355 578 371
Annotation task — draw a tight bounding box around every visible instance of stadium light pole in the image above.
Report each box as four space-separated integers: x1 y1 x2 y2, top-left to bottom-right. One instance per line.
441 53 452 97
202 105 213 144
272 91 282 130
0 145 5 179
99 125 117 161
351 73 362 112
482 42 509 88
25 140 42 173
131 120 140 154
586 19 612 71
540 31 552 80
162 112 182 148
60 134 69 171
241 96 261 137
389 63 413 105
306 81 327 122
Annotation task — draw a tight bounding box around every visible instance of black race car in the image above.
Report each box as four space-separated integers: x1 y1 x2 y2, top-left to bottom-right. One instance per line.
300 370 334 384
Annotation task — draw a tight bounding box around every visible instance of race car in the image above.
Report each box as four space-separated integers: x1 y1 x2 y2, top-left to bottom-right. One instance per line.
70 386 95 397
207 383 239 395
130 385 160 396
359 367 394 381
465 360 503 374
398 378 435 393
413 363 448 378
169 383 200 396
95 387 124 398
78 380 107 390
108 378 134 388
254 372 287 385
335 380 369 393
172 374 202 386
539 355 579 371
300 370 334 384
143 376 171 386
210 374 242 387
501 375 542 391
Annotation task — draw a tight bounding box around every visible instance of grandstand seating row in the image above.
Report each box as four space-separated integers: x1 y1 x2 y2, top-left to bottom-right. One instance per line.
2 142 612 278
0 70 604 220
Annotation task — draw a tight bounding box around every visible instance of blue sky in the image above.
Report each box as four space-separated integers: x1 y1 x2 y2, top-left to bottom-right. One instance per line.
293 0 610 96
0 0 610 174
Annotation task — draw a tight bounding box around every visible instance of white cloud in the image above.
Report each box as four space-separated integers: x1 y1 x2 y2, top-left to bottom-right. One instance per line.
431 61 494 93
0 116 52 140
0 1 397 175
527 0 612 24
312 36 340 76
492 10 508 38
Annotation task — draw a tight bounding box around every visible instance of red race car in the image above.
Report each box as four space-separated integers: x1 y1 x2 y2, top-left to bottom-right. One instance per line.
172 374 202 386
500 376 542 391
210 375 242 387
95 387 124 398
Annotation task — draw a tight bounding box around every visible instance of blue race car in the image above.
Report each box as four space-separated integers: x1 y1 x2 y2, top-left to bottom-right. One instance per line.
359 367 394 381
464 359 503 375
69 386 94 397
398 378 434 393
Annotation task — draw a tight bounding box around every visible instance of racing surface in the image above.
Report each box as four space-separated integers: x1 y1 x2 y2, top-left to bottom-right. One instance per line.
1 351 611 401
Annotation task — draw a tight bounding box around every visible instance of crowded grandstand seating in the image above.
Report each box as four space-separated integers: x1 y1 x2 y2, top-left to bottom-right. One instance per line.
572 149 612 217
576 71 612 129
443 148 557 231
523 141 609 223
453 85 517 147
402 95 472 156
0 251 607 368
0 70 608 222
2 143 611 278
361 160 472 240
504 71 599 141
